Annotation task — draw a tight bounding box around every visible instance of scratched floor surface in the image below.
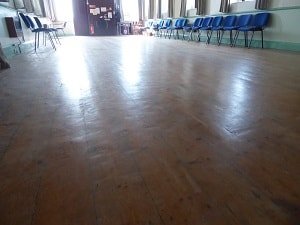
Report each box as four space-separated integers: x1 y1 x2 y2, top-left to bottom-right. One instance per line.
0 36 299 225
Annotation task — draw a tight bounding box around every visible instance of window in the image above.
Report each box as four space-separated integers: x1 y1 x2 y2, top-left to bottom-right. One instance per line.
122 0 139 21
186 0 195 10
53 0 73 21
161 0 168 18
231 0 254 3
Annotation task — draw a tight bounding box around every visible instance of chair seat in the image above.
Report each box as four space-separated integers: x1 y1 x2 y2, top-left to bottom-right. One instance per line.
183 26 192 31
222 26 238 31
32 28 49 32
211 26 223 31
199 27 210 30
238 26 263 31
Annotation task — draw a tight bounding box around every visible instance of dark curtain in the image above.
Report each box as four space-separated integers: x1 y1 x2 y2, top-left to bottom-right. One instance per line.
138 0 144 21
149 0 155 19
195 0 205 15
157 0 162 18
219 0 230 13
168 0 174 17
180 0 187 17
255 0 268 9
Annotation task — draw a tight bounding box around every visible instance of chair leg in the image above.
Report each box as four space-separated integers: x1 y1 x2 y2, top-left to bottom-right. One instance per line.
55 31 61 45
261 30 264 48
34 32 37 52
219 30 224 46
233 30 239 47
37 32 40 48
207 30 212 44
217 30 220 45
249 31 255 48
189 31 193 41
197 30 201 42
47 32 56 50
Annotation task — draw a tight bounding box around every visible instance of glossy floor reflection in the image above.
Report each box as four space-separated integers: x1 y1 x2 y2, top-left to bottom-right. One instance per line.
0 36 299 225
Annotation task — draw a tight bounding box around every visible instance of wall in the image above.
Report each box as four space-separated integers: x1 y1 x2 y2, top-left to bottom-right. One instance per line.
0 1 74 53
0 5 23 48
202 0 300 50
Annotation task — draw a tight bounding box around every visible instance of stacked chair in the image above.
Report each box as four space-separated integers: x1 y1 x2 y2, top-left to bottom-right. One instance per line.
160 19 172 38
234 12 270 48
206 16 223 44
197 17 213 42
167 18 187 39
34 17 61 46
153 20 164 37
19 12 57 52
231 14 253 47
218 15 237 46
183 17 203 41
153 12 270 49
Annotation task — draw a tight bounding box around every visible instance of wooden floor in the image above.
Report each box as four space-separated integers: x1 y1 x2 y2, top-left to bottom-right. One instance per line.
0 36 299 225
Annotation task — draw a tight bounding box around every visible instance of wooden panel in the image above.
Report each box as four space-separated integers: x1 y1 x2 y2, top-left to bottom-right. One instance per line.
72 0 89 36
5 17 23 40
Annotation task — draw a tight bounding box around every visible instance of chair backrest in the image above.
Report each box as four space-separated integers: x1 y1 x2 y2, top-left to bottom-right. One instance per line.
26 16 36 29
164 19 172 27
34 17 43 28
180 18 187 27
252 13 270 27
158 20 164 28
19 12 31 29
236 14 253 27
211 16 223 27
193 17 203 27
201 17 212 28
174 19 181 27
222 15 237 27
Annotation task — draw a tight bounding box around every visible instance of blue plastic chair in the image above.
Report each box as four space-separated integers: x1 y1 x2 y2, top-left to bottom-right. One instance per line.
19 13 56 51
183 17 203 41
219 15 237 46
153 20 164 36
166 19 179 38
160 19 172 38
197 17 213 42
236 13 270 48
232 14 253 47
34 17 60 45
168 18 187 39
206 16 223 44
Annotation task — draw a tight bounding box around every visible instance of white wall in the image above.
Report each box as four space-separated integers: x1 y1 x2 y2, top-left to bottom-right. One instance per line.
192 0 300 47
271 0 300 8
206 0 220 15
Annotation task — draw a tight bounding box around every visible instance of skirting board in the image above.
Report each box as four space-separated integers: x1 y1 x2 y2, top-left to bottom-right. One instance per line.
3 36 300 59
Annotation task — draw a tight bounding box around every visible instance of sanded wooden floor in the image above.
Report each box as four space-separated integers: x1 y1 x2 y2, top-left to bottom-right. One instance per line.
0 36 299 225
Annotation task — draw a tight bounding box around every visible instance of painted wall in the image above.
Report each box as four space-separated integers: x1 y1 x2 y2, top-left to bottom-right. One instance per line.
0 1 74 49
206 0 300 14
203 0 300 48
0 6 32 48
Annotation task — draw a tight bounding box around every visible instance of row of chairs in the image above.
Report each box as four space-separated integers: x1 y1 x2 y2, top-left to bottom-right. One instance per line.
19 13 61 52
153 13 270 48
153 18 188 39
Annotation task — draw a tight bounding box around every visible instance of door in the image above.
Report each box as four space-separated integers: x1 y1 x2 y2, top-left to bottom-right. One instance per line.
87 0 117 36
